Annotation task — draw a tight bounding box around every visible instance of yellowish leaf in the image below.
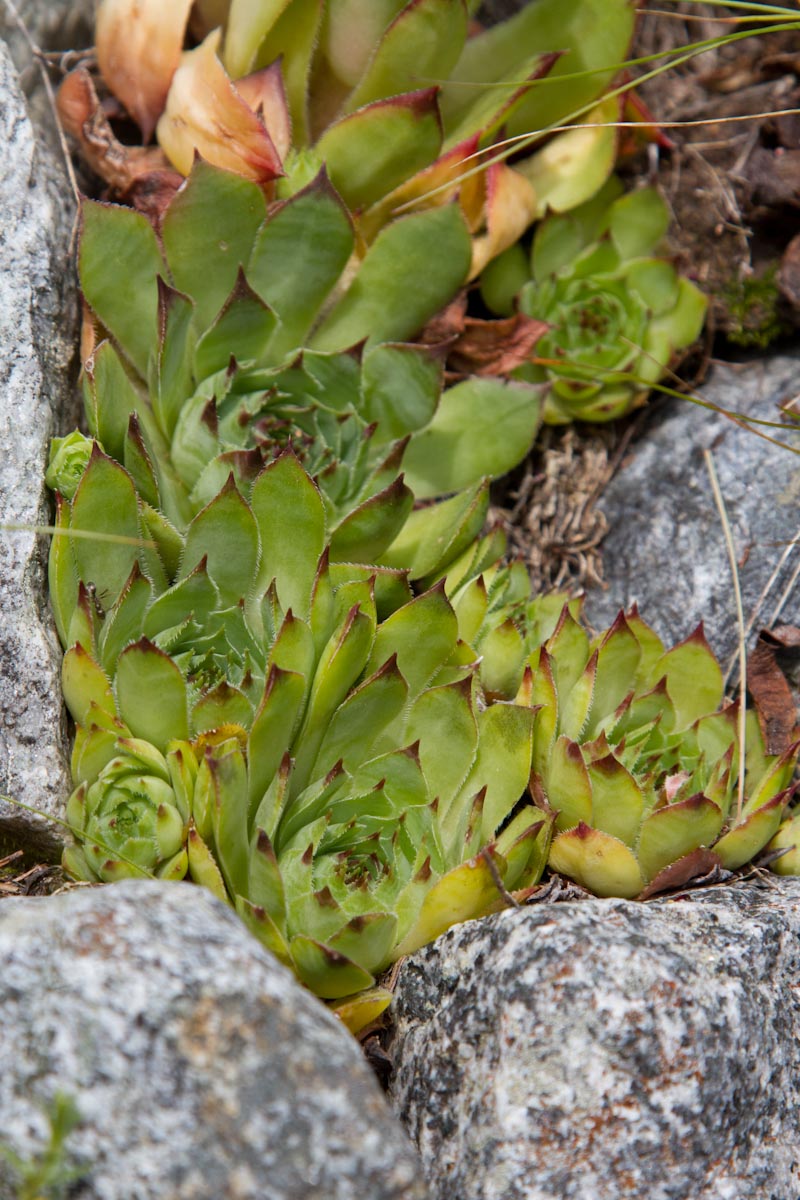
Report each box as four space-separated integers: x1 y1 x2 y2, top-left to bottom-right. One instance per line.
157 29 284 184
96 0 194 140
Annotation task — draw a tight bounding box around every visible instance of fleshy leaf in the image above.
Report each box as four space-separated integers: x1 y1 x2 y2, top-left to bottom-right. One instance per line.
96 0 194 141
311 203 472 351
548 823 644 899
345 0 468 114
249 170 355 356
316 89 443 211
393 847 507 959
180 476 260 606
80 200 164 378
250 451 327 619
115 639 190 748
637 794 724 884
290 936 375 999
70 446 142 611
403 377 540 498
161 159 268 329
157 30 284 182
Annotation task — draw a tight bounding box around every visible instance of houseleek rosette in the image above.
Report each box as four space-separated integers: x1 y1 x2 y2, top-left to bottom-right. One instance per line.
481 179 708 422
63 738 194 883
525 604 798 896
56 445 552 1006
76 160 543 581
70 0 635 279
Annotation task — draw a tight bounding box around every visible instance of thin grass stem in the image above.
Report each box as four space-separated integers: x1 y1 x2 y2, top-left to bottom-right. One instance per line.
703 449 747 821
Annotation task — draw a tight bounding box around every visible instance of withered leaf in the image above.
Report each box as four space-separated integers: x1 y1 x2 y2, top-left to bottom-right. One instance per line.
637 848 725 901
448 313 548 378
762 624 800 650
747 634 799 755
417 291 469 350
57 68 181 202
418 295 547 379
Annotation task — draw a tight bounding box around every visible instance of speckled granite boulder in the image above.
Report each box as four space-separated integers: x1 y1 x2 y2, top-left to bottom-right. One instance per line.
585 353 800 664
390 879 800 1200
0 37 82 857
0 881 428 1200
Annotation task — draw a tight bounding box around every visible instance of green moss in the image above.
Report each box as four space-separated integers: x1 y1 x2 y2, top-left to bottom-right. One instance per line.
723 266 788 350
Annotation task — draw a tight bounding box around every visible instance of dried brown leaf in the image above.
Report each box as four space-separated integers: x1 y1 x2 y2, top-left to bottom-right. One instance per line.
449 313 548 377
747 635 799 755
57 68 181 197
637 848 724 901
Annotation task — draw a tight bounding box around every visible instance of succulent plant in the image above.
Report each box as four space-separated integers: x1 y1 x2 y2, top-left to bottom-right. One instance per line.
525 603 798 897
76 160 543 569
65 0 635 282
57 446 551 1006
767 811 800 876
62 738 194 884
184 671 550 1003
442 530 579 700
481 178 708 422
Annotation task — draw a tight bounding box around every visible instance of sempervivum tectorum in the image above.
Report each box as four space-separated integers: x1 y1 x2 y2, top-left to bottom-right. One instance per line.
523 603 798 897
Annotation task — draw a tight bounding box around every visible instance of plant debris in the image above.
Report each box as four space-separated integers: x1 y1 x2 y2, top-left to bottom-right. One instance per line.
630 1 800 347
0 852 64 898
491 424 631 594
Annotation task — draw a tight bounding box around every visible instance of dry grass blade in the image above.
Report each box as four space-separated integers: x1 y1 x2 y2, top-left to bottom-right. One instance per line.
703 448 748 822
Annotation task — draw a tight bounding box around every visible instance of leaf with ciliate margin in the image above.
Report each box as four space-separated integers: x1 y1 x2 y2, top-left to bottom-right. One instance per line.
161 159 268 330
406 678 478 818
250 451 327 620
444 0 635 142
329 476 414 565
249 171 355 358
364 584 458 700
79 199 164 379
62 645 117 728
224 0 293 76
248 670 307 821
290 936 375 1000
637 794 725 884
549 823 644 899
70 446 142 611
403 377 541 499
316 88 443 211
193 270 277 381
345 0 468 114
83 339 144 463
393 846 506 960
311 203 472 352
98 563 154 676
313 654 409 780
179 475 260 606
379 480 489 581
359 343 442 443
115 638 190 748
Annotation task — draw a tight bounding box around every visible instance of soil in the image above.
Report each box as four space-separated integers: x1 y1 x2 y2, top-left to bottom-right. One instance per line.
0 851 66 898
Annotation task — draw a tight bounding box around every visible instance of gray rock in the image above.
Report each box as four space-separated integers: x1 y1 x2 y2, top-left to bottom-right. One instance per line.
390 879 800 1200
585 354 800 665
1 0 95 69
0 33 84 857
0 880 428 1200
